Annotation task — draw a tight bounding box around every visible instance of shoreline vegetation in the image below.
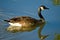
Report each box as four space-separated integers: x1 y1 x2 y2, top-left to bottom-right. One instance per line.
53 0 60 5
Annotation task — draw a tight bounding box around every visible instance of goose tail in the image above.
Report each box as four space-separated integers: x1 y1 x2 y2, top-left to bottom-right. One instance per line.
4 20 10 22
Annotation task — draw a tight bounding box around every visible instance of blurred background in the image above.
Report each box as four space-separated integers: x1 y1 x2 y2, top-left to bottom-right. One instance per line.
0 0 60 40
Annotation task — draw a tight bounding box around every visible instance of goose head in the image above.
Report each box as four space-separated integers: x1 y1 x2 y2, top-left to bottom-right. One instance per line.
38 5 49 11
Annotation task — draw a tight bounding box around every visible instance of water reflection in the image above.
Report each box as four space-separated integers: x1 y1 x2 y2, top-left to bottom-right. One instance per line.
6 22 48 40
7 25 37 32
38 22 49 40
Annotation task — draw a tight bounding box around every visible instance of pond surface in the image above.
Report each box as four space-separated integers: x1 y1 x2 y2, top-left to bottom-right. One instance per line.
0 0 60 40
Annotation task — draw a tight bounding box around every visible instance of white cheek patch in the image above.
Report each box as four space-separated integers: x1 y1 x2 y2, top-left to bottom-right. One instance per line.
9 22 22 26
40 7 44 10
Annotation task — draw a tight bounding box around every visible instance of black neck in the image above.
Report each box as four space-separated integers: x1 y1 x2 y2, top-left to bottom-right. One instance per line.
38 8 45 20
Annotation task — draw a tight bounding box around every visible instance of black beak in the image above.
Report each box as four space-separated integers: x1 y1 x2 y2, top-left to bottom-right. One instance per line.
45 7 49 9
4 20 10 22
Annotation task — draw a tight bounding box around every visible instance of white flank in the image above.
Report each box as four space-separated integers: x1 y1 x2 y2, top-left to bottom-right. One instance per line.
9 22 22 26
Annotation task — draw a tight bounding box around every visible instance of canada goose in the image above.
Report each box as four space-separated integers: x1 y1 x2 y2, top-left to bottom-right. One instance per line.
4 5 49 40
4 5 49 31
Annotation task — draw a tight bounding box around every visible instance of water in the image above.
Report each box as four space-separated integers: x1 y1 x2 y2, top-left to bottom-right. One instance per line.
0 0 60 40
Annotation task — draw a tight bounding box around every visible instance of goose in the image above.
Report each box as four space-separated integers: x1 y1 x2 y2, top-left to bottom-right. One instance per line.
4 5 49 31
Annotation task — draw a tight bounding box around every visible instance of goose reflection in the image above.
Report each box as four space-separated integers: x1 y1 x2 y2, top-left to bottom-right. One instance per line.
6 22 48 40
7 24 37 32
38 22 49 40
